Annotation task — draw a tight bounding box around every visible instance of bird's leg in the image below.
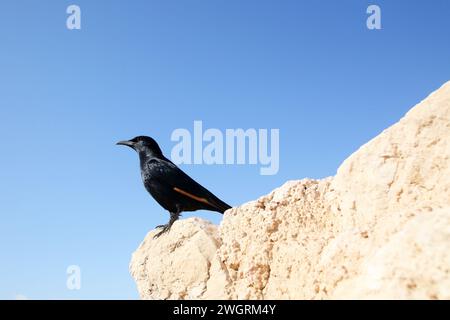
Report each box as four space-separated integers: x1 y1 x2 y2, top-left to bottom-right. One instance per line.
154 211 180 238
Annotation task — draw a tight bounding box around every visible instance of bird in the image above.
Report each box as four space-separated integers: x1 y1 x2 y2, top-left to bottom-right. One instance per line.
117 136 232 238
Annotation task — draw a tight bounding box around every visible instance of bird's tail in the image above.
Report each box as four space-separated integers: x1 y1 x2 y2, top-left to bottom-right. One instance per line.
209 197 232 214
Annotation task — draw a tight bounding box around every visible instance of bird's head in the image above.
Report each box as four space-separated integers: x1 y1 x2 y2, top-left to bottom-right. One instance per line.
116 136 163 157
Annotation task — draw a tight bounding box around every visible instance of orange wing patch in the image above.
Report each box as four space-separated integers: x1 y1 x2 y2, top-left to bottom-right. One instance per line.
173 187 211 206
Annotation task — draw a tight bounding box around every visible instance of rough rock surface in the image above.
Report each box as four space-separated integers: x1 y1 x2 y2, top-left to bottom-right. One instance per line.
130 81 450 300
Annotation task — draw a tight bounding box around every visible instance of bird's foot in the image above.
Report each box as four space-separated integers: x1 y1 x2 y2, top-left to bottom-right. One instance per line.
153 224 172 238
153 211 180 239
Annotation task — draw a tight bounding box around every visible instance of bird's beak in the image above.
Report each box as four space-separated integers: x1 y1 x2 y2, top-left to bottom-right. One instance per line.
116 140 135 148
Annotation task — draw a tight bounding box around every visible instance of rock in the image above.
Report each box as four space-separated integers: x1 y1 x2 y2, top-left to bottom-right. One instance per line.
130 81 450 299
129 218 221 299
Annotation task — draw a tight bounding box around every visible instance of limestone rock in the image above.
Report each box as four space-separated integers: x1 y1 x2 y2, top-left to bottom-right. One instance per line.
129 218 221 299
130 81 450 299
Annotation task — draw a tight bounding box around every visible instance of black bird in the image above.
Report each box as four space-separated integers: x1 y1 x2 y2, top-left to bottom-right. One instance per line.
117 136 232 237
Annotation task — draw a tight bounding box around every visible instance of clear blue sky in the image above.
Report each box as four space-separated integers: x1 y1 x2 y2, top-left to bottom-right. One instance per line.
0 0 449 299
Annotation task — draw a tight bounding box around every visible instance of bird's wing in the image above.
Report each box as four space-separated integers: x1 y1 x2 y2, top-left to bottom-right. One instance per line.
147 157 231 213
